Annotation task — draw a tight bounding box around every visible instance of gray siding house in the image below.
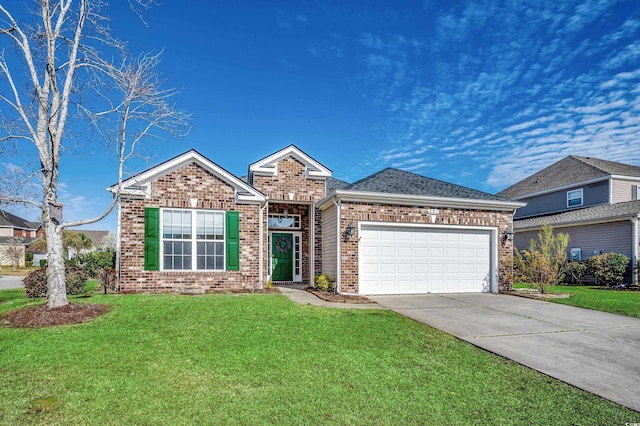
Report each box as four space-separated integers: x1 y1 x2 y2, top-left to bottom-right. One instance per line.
497 156 640 283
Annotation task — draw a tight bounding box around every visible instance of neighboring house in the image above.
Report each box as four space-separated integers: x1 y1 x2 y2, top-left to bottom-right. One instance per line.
0 210 40 268
497 155 640 282
110 146 523 295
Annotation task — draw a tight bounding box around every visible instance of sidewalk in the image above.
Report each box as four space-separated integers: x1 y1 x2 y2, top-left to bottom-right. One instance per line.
277 285 383 309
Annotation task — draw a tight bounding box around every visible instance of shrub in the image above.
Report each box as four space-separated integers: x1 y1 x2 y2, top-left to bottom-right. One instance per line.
25 252 34 267
65 265 90 295
39 259 47 267
586 253 630 287
314 273 336 292
564 261 587 285
70 249 116 278
513 223 569 294
23 268 48 298
23 265 90 298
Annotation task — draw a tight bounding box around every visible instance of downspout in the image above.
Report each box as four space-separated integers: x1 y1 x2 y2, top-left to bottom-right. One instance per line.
259 200 268 288
331 196 342 293
632 214 639 285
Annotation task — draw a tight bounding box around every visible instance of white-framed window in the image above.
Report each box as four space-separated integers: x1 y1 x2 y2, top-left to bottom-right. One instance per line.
162 209 225 271
268 214 301 229
567 189 583 207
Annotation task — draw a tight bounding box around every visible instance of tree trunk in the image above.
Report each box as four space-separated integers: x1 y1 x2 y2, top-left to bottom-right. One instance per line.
46 220 67 309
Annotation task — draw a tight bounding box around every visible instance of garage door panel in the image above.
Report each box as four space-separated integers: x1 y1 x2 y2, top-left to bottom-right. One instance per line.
398 263 412 274
380 246 395 257
429 247 444 257
359 225 492 295
397 247 412 257
414 247 428 257
379 263 395 274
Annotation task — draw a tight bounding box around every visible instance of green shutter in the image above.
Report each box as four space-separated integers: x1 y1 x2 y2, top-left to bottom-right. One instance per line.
144 207 160 271
226 211 240 271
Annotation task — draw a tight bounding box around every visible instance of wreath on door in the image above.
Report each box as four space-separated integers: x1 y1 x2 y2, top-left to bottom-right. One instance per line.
275 235 292 253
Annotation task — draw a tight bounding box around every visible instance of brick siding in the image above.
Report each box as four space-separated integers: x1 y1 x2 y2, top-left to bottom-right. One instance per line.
119 162 266 293
337 202 516 294
253 156 326 282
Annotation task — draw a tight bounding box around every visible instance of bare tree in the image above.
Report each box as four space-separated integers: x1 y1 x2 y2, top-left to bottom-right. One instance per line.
1 237 25 270
0 1 189 308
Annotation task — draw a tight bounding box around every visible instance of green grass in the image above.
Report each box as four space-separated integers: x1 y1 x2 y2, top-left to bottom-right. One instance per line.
515 282 640 318
1 290 638 424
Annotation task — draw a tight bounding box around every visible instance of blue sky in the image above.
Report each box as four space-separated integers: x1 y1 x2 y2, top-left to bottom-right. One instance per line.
5 0 640 232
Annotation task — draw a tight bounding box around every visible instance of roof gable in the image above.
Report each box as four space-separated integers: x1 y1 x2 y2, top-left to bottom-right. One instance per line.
248 145 331 180
498 156 640 199
110 150 266 204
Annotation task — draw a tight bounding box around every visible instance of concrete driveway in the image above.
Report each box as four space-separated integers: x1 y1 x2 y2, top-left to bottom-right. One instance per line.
0 275 24 290
371 293 640 412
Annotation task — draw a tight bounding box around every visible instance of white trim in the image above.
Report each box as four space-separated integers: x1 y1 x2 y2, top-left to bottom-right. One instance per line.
632 215 639 285
267 213 301 229
159 208 226 272
109 150 266 204
357 221 499 294
567 188 583 208
515 216 630 231
509 176 609 200
249 145 332 180
268 231 302 282
259 201 267 288
318 190 524 211
332 197 342 293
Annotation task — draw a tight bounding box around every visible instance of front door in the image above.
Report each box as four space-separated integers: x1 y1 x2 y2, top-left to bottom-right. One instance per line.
272 233 293 281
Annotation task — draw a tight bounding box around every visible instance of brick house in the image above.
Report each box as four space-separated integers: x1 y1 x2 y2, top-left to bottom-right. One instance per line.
112 146 523 294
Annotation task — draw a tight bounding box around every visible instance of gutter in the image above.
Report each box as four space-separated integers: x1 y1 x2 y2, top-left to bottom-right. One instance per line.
317 190 525 211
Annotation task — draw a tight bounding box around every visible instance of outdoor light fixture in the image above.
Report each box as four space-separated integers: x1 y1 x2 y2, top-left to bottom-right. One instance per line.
503 229 515 241
346 222 356 238
282 207 289 219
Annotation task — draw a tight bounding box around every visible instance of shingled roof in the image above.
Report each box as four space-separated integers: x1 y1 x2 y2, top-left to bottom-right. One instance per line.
341 168 509 201
0 210 37 230
326 176 350 193
514 199 640 230
498 156 640 199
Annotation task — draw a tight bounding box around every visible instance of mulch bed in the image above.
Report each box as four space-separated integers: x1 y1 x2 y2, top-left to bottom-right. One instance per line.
305 287 374 304
1 303 112 328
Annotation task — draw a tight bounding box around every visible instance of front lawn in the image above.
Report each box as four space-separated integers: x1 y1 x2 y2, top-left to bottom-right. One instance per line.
514 283 640 318
1 290 638 424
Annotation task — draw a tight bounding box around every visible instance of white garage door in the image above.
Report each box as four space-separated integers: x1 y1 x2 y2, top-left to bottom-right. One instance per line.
359 225 492 295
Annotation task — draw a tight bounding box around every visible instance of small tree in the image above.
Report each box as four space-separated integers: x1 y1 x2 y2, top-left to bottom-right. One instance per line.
565 261 587 285
62 231 93 259
586 253 629 287
2 237 25 270
513 223 569 294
